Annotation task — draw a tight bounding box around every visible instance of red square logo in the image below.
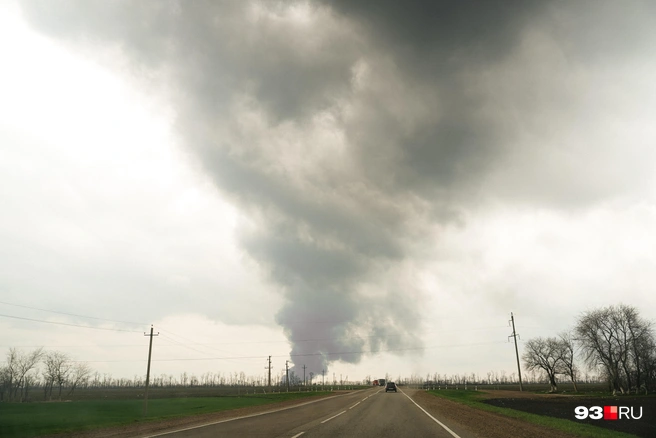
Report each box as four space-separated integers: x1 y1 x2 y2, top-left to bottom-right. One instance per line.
604 405 618 420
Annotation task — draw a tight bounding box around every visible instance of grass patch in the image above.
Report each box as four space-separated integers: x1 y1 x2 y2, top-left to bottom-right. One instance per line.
427 390 637 438
0 391 332 438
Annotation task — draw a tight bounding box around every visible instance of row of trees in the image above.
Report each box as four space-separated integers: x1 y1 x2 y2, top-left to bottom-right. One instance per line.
0 348 92 402
523 304 656 394
401 370 604 387
0 349 348 402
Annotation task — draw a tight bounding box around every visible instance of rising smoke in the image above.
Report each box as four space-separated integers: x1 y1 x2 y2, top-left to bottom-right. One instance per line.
21 0 656 374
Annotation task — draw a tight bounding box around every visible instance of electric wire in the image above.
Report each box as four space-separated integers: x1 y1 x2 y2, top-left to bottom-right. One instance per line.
0 300 146 326
64 340 510 363
0 313 141 333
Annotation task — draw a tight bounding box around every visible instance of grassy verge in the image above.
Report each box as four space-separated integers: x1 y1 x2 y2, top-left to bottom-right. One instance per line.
426 390 637 438
0 391 333 438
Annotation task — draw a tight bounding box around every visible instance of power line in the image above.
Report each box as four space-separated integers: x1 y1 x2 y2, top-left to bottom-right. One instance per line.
157 331 260 366
158 329 242 359
60 339 510 363
0 300 146 326
159 334 224 357
158 329 232 354
0 313 141 333
150 340 510 362
147 325 509 347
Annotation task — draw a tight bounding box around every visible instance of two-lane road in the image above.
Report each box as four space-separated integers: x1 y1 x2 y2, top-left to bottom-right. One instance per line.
148 387 474 438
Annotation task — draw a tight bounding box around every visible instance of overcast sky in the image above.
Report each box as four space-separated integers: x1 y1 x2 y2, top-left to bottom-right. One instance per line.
2 0 656 383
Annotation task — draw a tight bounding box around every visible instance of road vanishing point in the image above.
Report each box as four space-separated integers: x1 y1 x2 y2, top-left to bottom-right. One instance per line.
145 387 472 438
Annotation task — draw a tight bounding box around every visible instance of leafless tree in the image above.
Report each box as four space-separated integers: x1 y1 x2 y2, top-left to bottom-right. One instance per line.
622 305 654 392
43 351 71 400
575 304 654 394
10 347 44 402
557 331 579 392
67 362 92 396
522 337 561 392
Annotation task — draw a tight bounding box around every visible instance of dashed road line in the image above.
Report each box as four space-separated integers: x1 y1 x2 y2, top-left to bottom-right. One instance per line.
349 401 361 410
291 432 305 438
321 410 346 424
144 392 351 437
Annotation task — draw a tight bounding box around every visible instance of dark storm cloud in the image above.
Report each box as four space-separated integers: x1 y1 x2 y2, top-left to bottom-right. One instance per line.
21 0 656 372
315 0 541 201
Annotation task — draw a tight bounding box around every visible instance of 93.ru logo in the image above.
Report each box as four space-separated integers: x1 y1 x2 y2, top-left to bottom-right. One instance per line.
575 406 643 420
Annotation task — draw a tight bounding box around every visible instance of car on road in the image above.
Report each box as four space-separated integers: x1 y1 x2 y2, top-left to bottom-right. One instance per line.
385 381 397 392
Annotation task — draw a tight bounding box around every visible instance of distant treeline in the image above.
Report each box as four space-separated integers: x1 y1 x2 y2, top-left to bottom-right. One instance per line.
3 303 652 402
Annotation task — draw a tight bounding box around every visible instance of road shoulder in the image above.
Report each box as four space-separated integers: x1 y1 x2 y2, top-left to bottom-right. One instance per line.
405 388 579 438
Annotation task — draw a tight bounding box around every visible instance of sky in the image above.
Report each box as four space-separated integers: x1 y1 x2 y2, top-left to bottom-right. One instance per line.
2 0 656 384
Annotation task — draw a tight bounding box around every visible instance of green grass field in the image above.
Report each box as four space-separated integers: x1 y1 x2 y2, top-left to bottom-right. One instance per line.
0 392 332 438
427 390 638 438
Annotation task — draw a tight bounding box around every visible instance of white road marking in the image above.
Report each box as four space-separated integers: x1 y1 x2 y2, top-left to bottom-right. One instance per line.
349 401 361 410
144 392 352 437
291 432 305 438
320 410 346 424
400 389 462 438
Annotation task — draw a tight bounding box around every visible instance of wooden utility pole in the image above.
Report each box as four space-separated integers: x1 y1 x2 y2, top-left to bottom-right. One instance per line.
509 313 523 391
265 356 272 388
303 364 306 386
143 325 159 416
285 360 290 390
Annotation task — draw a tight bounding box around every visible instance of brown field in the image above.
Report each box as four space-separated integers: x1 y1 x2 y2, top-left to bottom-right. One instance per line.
480 390 656 438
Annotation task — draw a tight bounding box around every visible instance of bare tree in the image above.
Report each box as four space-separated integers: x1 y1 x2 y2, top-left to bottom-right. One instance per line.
622 305 653 392
522 337 561 392
14 347 44 402
576 304 654 394
67 362 92 396
1 348 18 402
576 306 622 392
557 331 579 392
44 351 72 400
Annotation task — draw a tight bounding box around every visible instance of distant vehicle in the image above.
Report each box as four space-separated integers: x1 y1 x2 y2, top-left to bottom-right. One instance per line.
373 379 379 386
378 378 386 387
385 381 397 392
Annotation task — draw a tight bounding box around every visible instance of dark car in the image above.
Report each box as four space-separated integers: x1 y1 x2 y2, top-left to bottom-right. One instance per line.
385 381 397 392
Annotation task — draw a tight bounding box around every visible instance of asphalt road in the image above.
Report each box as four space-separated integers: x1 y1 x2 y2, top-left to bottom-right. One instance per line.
148 387 474 438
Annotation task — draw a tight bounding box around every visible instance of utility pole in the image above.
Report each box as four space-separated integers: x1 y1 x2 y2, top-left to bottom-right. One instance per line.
143 325 159 416
265 356 272 388
508 312 523 391
322 369 325 385
285 360 290 390
303 364 306 386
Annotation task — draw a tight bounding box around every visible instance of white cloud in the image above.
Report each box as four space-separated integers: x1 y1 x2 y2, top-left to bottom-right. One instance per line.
0 5 282 372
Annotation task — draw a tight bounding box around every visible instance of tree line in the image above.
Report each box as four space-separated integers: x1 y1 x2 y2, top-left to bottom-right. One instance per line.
0 348 92 402
0 349 348 403
523 304 656 394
